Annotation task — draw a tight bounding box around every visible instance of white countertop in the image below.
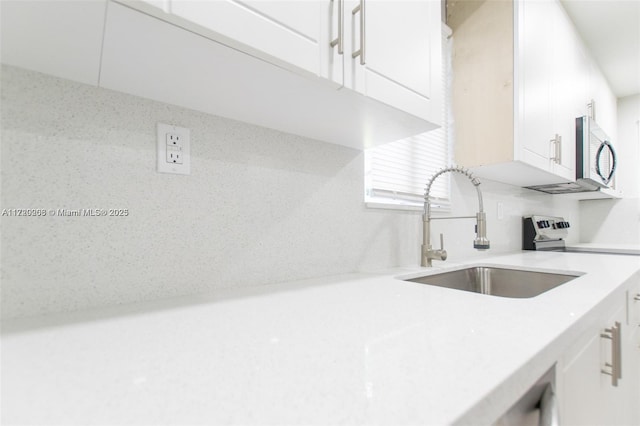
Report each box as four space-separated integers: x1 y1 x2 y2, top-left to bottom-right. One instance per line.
2 251 640 425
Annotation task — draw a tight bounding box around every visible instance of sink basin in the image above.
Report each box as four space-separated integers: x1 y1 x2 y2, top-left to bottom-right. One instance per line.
403 266 580 298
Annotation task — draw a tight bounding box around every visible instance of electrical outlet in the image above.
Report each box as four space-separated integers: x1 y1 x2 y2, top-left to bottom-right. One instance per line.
165 133 183 164
157 123 190 175
166 146 183 164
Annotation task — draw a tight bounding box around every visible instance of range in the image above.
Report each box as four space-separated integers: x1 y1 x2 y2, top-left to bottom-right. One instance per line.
522 215 640 255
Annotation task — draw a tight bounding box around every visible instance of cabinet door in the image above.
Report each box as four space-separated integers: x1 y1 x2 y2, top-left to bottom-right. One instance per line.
622 323 640 425
589 66 618 140
549 3 585 181
347 0 441 124
518 0 554 172
170 0 324 76
562 332 615 424
323 0 344 86
627 284 640 424
562 305 629 425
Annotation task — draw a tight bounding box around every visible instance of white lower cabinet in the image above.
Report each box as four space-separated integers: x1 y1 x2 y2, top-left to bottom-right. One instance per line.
560 289 640 425
629 282 640 423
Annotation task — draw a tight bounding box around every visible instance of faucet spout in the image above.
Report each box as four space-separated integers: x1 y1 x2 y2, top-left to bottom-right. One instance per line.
421 166 490 267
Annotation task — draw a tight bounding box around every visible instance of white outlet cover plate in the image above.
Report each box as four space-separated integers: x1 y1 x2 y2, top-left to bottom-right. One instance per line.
157 123 190 175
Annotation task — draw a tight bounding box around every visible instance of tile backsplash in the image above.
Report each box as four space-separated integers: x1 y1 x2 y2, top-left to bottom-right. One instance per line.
1 65 580 319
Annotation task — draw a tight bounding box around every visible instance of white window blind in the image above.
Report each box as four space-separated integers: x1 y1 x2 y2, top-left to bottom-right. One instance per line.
365 25 452 210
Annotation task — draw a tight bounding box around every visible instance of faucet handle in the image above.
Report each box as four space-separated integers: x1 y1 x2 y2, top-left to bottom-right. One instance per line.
439 234 448 261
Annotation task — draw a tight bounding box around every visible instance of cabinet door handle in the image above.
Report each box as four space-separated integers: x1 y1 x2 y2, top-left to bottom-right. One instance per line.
550 134 561 164
634 293 640 301
352 0 365 65
601 321 622 387
539 383 559 426
330 0 343 54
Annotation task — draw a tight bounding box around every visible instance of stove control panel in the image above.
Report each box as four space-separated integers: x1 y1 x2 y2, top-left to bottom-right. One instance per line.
535 218 571 230
523 215 569 250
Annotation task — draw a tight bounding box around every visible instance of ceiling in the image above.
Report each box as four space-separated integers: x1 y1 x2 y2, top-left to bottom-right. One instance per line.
560 0 640 98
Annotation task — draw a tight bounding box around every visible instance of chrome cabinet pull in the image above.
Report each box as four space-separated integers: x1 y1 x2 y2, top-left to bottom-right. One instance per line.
330 0 343 54
550 134 562 164
352 0 365 65
539 383 559 426
601 321 622 387
634 293 640 301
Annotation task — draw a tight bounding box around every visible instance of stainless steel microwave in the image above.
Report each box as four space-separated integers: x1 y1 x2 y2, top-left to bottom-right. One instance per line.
576 115 617 189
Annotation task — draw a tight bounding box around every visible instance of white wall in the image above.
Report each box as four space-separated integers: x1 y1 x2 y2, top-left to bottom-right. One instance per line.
579 94 640 244
1 66 581 319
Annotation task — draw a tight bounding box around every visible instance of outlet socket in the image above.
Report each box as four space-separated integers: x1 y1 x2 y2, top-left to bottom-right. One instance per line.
157 123 190 175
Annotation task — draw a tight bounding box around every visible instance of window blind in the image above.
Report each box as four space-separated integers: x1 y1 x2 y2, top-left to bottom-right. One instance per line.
365 24 452 210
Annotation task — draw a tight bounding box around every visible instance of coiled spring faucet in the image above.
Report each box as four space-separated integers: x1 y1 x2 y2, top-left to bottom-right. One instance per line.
422 166 490 267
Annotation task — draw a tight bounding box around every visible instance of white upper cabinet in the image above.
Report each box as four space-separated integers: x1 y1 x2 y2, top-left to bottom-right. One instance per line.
588 64 618 142
156 0 442 126
115 0 443 146
518 0 583 181
451 0 616 187
1 0 442 149
518 0 554 175
169 1 323 77
549 2 588 180
99 1 440 149
347 0 442 124
0 0 107 86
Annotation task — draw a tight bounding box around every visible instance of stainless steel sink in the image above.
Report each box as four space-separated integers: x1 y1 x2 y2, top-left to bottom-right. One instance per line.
403 266 580 298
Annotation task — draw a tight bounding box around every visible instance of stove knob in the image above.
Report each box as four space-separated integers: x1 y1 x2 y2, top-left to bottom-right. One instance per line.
537 221 545 228
564 221 570 228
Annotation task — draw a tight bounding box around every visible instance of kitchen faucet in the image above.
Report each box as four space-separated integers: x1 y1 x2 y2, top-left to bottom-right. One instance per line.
422 166 490 267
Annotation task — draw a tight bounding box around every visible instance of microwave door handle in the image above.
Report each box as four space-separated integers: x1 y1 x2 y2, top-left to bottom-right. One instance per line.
595 140 617 185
